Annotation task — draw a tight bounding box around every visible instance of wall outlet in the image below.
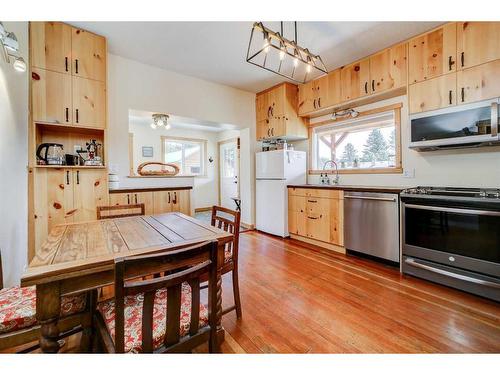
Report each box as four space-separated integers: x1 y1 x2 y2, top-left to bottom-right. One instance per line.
403 168 415 178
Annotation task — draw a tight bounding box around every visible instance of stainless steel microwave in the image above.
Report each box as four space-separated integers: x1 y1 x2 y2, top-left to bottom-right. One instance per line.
409 98 500 151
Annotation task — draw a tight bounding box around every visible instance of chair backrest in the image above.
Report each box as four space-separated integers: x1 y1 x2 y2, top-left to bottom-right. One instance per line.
97 203 145 220
211 206 240 262
113 240 218 353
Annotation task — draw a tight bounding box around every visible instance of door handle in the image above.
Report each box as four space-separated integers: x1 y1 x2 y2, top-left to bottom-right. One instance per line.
75 109 79 123
127 194 130 204
65 107 69 122
448 55 455 71
173 192 177 204
449 90 452 105
460 52 464 67
66 171 70 185
404 258 500 289
313 99 316 109
318 97 321 108
168 192 171 204
65 57 68 72
76 170 80 184
372 79 375 92
307 200 318 203
75 59 79 74
461 87 465 102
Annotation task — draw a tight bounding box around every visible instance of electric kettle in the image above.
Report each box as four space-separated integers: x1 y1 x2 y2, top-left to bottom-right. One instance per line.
36 143 64 165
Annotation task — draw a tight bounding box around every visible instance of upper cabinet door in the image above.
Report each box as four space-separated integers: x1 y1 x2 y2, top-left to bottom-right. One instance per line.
72 28 106 82
457 59 500 104
30 22 72 74
323 69 341 108
72 76 106 128
370 43 407 93
256 92 268 122
31 68 72 124
457 22 500 70
298 80 316 115
408 23 457 84
409 73 457 114
270 84 285 116
340 58 370 102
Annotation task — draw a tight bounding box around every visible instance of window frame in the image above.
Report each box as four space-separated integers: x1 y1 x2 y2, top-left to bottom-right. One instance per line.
161 136 208 177
308 103 403 175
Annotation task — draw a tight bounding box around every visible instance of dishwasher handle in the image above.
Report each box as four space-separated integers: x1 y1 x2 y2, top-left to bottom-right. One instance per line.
344 195 397 202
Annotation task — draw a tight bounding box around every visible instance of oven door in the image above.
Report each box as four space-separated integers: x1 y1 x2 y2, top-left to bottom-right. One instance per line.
402 202 500 278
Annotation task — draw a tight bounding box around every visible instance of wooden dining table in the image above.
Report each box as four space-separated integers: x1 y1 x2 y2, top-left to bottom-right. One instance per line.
21 212 233 353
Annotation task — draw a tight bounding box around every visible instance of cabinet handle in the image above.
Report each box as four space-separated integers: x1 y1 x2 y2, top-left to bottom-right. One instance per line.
448 56 454 71
449 90 452 105
364 82 368 94
313 99 316 109
461 87 465 102
127 194 130 205
271 128 274 137
267 128 271 137
307 200 317 203
75 59 79 74
134 193 138 204
76 170 80 184
318 97 321 108
168 192 171 204
372 80 375 92
65 107 69 122
66 171 70 185
307 216 318 220
271 106 274 116
173 192 177 204
65 57 68 72
75 109 79 123
460 52 464 67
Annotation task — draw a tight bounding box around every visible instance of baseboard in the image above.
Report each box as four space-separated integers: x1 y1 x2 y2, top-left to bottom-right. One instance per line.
289 234 346 254
241 222 255 230
194 207 212 213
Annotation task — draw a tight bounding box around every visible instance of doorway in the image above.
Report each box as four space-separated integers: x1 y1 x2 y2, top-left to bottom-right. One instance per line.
218 138 240 210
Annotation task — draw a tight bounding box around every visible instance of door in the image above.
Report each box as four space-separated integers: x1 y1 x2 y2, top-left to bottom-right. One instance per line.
298 80 316 115
31 68 72 124
257 119 270 140
457 59 500 104
341 58 370 101
72 76 106 128
109 192 131 205
370 43 407 93
288 193 306 236
30 22 72 74
219 139 239 210
72 27 106 82
457 22 500 70
409 73 457 114
72 169 108 222
408 23 457 84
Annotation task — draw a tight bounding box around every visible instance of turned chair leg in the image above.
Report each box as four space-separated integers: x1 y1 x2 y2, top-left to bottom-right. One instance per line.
232 267 242 319
80 290 98 353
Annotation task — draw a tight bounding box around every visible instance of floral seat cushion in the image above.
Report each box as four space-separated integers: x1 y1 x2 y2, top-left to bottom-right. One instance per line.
0 286 86 334
97 282 209 353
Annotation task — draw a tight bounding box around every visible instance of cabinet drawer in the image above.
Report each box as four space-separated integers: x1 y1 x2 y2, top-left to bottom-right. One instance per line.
289 187 342 199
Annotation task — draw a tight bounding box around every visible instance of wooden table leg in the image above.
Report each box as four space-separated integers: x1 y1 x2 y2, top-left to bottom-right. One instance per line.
215 240 226 349
36 282 61 353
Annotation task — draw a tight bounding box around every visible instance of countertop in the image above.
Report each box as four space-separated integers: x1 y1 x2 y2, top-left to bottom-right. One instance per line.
109 185 193 193
287 184 407 194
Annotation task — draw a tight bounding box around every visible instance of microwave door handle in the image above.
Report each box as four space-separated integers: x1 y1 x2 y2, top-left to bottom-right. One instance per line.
404 258 500 289
404 203 500 217
492 102 498 138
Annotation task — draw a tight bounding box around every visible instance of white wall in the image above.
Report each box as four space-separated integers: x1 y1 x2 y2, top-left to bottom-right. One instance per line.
303 95 500 188
0 22 28 287
107 54 256 224
129 122 219 209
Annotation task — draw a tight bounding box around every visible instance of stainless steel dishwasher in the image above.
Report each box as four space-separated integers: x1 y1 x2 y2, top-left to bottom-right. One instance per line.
344 191 400 262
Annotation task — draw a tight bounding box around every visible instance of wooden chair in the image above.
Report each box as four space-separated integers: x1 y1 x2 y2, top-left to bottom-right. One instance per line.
93 241 219 353
0 250 97 353
209 206 242 318
97 203 145 220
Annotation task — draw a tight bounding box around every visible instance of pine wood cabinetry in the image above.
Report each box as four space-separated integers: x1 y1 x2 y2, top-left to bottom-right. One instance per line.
298 69 342 116
71 28 107 82
30 22 72 74
31 68 72 124
409 73 457 114
256 83 307 141
109 191 154 215
340 58 370 102
457 22 500 70
288 188 344 251
457 59 500 104
370 43 407 93
152 190 191 215
408 23 457 84
33 168 108 253
72 76 106 128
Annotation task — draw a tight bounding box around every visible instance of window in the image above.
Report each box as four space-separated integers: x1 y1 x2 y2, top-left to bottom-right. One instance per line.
161 136 207 176
311 107 401 174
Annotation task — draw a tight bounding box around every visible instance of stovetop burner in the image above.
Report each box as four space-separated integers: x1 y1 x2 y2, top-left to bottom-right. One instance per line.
402 186 500 199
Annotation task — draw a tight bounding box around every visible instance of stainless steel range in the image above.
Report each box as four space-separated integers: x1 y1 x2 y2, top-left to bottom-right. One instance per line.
400 187 500 302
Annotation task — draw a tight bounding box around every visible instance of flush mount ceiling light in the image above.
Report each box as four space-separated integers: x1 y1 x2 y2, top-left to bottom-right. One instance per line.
331 109 359 121
246 22 328 84
0 22 26 72
150 113 170 130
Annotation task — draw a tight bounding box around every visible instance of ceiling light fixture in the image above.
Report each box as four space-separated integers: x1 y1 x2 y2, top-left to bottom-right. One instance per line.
246 21 328 84
150 113 170 130
0 22 26 73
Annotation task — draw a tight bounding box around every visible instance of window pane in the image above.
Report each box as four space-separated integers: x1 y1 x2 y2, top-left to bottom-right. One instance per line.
163 139 204 176
223 148 236 178
184 143 201 175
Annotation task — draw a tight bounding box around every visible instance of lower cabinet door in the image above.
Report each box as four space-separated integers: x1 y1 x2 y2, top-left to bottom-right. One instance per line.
288 194 306 236
306 213 331 243
73 169 109 222
131 191 154 215
170 190 191 215
109 192 131 206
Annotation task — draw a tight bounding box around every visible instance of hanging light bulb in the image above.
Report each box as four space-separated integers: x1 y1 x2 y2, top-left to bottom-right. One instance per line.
293 48 299 67
306 64 311 73
262 31 271 53
150 122 157 129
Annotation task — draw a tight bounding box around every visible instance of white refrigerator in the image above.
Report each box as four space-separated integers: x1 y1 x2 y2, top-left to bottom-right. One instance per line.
256 150 307 237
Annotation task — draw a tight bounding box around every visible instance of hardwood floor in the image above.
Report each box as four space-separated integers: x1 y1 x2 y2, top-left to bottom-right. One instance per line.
218 231 500 353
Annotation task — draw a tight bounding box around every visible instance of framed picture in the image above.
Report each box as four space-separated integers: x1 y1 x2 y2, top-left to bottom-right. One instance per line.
142 146 154 157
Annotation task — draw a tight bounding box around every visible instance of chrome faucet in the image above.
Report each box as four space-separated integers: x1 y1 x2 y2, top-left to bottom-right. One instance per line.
320 160 340 185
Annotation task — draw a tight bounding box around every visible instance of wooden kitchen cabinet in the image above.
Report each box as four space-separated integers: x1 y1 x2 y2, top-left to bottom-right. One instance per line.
30 22 72 74
299 69 342 115
298 80 316 115
341 58 370 102
72 27 107 82
110 191 154 214
72 169 109 222
457 59 500 104
256 91 269 122
370 43 407 93
170 190 191 214
408 23 457 84
409 73 457 114
153 190 191 215
31 68 72 124
72 76 106 128
457 22 500 70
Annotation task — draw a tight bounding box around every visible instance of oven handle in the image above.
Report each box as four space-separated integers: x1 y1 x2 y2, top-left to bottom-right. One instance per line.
404 203 500 217
404 258 500 289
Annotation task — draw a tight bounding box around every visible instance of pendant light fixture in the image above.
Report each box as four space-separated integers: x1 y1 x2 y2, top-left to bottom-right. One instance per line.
246 22 327 84
150 114 170 130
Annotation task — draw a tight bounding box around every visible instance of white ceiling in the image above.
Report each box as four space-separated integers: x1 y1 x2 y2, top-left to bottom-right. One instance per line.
71 21 442 93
